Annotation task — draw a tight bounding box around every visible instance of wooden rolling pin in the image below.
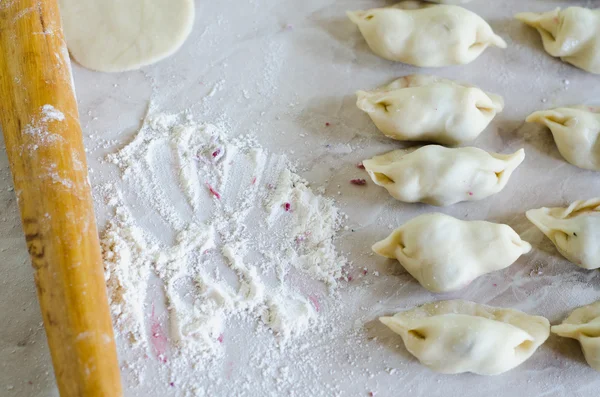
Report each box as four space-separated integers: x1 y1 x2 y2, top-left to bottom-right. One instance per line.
0 1 122 396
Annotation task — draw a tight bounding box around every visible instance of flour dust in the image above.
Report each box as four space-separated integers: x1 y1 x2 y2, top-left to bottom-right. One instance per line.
98 111 346 375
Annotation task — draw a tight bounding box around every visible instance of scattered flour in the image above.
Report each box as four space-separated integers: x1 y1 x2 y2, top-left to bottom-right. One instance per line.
40 105 65 122
22 105 66 151
266 168 345 284
262 293 317 340
98 111 346 379
17 105 77 190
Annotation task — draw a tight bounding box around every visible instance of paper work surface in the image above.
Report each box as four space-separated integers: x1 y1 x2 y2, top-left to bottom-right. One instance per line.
0 1 599 396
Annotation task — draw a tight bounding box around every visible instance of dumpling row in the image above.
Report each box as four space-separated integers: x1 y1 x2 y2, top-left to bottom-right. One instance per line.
347 3 600 75
381 298 600 376
355 75 523 207
346 4 535 378
380 300 550 375
373 197 600 293
345 1 600 377
375 199 600 375
357 77 530 292
357 77 599 179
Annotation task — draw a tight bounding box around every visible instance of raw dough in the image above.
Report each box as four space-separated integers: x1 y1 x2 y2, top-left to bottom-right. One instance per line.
59 0 195 72
516 8 600 74
380 300 550 375
526 198 600 270
372 213 532 292
363 146 524 206
525 106 600 171
552 301 600 372
347 4 506 66
356 75 504 145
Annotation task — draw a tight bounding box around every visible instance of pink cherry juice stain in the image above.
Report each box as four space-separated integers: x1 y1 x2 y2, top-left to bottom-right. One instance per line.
150 303 168 363
308 295 320 312
206 182 221 199
226 361 235 380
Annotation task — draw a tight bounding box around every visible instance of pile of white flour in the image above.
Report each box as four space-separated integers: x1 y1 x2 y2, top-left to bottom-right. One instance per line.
98 111 347 379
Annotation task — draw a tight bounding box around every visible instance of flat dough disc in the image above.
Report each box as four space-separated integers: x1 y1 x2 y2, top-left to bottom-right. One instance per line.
59 0 195 72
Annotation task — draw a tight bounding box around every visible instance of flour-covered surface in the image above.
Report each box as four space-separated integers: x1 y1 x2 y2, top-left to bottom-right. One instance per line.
2 0 600 396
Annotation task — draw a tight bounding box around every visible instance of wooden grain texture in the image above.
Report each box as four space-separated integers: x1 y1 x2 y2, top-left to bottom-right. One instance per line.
0 1 122 396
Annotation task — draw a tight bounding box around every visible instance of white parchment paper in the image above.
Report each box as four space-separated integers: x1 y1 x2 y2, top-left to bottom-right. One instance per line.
1 1 599 396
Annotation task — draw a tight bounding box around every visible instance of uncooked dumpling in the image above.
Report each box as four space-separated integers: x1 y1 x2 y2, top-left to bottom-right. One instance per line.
552 301 600 372
347 4 506 66
525 106 600 171
380 300 550 375
59 0 195 72
516 8 600 74
526 199 600 269
363 146 524 206
372 213 532 292
356 75 504 145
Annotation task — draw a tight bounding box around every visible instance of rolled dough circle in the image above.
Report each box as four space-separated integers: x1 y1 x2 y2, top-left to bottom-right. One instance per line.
59 0 195 72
